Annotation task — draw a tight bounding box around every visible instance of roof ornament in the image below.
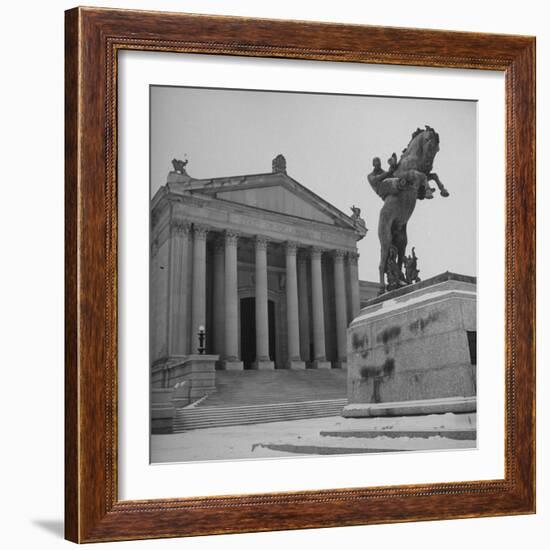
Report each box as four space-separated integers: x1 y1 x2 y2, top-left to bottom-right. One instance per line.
167 155 194 185
171 156 189 175
350 204 367 235
272 154 287 174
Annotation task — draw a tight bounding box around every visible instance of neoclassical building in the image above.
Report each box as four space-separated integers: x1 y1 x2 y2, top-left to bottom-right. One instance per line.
150 155 368 374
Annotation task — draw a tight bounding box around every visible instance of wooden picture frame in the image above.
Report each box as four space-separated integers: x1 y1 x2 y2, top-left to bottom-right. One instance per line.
65 6 536 543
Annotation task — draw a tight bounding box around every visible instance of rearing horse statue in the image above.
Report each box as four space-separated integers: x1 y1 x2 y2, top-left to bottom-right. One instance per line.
367 126 449 293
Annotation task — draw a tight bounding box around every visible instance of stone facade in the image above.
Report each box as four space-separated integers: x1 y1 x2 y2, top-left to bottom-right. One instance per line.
151 156 367 381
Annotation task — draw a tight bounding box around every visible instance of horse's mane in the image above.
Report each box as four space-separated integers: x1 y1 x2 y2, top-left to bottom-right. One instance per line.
406 125 439 150
398 125 440 172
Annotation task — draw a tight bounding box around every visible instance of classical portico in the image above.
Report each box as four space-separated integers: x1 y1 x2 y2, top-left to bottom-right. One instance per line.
150 155 367 378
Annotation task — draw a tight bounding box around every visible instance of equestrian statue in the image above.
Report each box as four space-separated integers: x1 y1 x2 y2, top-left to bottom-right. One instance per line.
367 125 449 294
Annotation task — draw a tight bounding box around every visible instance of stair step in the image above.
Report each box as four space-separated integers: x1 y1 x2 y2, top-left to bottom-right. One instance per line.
173 398 347 432
176 412 343 423
177 399 346 413
198 369 347 407
176 406 346 418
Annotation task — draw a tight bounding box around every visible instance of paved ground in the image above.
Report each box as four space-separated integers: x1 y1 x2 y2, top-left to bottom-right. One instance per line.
151 412 476 463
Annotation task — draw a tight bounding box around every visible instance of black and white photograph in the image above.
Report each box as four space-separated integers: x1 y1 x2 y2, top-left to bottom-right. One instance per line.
2 0 543 548
149 85 477 463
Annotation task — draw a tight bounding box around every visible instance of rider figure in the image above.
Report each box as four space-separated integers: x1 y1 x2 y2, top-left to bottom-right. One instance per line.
368 154 434 200
367 154 403 200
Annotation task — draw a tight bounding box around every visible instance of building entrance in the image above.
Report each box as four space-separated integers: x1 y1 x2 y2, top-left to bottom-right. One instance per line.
240 297 276 368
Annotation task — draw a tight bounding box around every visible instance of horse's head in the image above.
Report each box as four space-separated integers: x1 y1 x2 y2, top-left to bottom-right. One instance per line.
403 126 440 173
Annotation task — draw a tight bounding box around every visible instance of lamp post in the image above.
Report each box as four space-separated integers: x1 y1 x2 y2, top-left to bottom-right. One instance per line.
197 325 206 355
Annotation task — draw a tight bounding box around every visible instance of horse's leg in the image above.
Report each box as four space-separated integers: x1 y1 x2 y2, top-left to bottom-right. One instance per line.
378 244 389 294
406 169 434 200
378 213 393 294
394 225 408 283
428 172 450 197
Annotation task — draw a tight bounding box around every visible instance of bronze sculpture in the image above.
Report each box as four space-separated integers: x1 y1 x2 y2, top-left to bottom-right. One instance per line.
404 247 421 285
368 126 449 293
171 157 189 174
350 205 361 220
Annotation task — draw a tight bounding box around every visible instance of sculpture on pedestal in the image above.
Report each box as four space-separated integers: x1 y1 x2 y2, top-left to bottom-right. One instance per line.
404 247 421 284
367 125 449 293
171 157 189 174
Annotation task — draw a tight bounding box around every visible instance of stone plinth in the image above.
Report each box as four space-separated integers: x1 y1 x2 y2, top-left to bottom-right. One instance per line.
312 360 332 370
151 355 218 433
252 359 275 370
342 272 477 418
151 388 177 434
221 360 244 371
167 354 218 399
151 382 192 434
287 360 306 370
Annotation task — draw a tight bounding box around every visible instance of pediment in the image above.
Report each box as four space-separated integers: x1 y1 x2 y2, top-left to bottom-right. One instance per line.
184 173 360 231
217 182 335 224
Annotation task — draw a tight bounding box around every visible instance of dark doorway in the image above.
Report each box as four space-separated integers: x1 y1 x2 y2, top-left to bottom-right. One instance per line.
268 299 276 364
240 297 256 369
240 298 277 369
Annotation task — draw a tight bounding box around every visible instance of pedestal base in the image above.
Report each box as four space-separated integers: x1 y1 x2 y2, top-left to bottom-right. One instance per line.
346 273 477 414
312 360 332 369
252 360 275 370
221 360 244 371
342 396 476 418
286 360 306 370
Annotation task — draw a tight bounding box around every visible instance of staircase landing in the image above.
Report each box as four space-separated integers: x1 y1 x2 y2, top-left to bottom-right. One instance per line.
197 369 347 407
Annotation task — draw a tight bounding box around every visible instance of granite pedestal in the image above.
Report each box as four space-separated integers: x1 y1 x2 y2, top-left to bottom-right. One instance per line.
342 272 477 417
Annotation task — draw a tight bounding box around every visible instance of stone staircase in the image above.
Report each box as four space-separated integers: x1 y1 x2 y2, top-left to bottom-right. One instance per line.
173 369 348 432
173 398 347 432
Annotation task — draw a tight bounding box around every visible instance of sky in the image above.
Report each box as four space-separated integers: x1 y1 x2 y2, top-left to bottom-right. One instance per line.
150 86 477 282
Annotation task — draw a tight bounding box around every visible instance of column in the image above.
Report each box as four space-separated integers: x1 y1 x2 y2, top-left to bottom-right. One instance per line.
297 251 311 364
167 220 191 356
223 230 243 370
253 236 274 369
347 251 361 321
285 242 305 369
191 224 208 354
311 246 331 369
333 250 348 369
212 236 225 361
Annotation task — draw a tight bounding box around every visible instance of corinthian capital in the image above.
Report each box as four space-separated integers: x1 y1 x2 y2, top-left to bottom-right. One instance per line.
311 246 325 260
332 249 346 261
255 236 269 251
225 230 241 246
193 224 209 240
171 219 191 235
285 241 299 255
347 251 360 264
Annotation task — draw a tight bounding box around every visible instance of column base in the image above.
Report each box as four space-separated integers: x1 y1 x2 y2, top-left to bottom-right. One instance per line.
286 360 306 370
334 360 348 370
221 360 244 371
312 359 332 369
252 359 275 370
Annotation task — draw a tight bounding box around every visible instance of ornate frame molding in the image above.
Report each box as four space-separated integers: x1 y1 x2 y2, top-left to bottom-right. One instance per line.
65 7 535 543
